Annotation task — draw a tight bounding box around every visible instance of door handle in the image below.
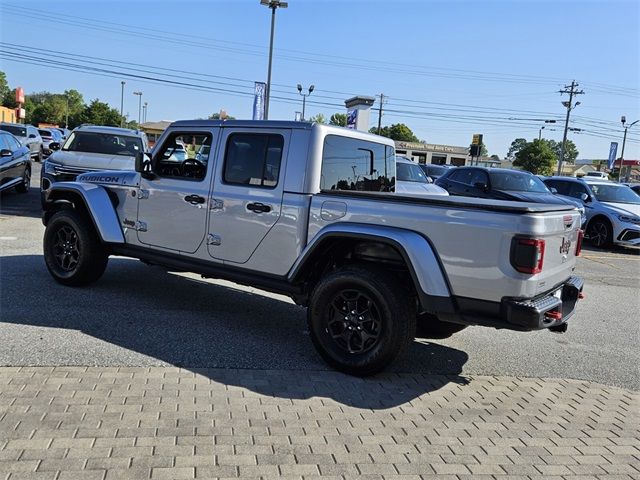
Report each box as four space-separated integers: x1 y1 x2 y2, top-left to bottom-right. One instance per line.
184 194 205 205
246 202 271 213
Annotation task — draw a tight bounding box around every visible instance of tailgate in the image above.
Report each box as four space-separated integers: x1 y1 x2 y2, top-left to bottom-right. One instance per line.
531 210 582 295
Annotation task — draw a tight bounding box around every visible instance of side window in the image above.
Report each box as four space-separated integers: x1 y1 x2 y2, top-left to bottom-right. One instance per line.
5 135 21 150
469 169 489 186
320 135 395 192
568 182 588 199
154 132 212 181
547 180 569 195
448 169 473 185
223 133 283 188
0 135 8 151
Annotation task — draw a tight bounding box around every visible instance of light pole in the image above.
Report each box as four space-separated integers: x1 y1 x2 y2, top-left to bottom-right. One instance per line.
296 84 314 121
120 81 126 127
619 116 639 182
65 95 69 128
538 119 556 140
260 0 288 120
133 91 143 125
143 102 148 124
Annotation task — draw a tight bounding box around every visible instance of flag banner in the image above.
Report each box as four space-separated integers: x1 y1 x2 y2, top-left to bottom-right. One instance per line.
253 82 266 121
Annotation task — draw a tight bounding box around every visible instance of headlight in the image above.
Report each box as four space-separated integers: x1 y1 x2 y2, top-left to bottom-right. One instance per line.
43 160 60 175
617 214 640 225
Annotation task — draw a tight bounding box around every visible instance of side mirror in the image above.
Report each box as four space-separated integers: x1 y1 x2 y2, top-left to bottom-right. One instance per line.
135 151 154 178
474 182 488 191
28 133 37 139
0 149 12 157
580 193 590 202
49 142 61 151
550 187 558 194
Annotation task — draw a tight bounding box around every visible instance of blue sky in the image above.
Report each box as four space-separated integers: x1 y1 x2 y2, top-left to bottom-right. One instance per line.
1 0 638 159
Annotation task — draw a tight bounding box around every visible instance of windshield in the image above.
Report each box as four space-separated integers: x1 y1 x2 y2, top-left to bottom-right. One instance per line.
38 129 53 138
63 131 143 156
397 162 429 183
423 165 448 177
0 125 27 137
489 171 549 193
590 184 640 204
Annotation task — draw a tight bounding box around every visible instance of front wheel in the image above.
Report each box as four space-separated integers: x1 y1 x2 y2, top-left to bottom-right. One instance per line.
307 265 416 376
587 218 612 248
43 210 108 286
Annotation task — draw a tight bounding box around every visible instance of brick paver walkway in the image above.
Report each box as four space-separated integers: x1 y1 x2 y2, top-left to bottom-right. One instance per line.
0 367 638 479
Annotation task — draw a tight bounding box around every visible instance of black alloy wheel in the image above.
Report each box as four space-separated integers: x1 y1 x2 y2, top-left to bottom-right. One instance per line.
326 289 382 354
15 167 30 193
587 219 612 248
52 225 80 272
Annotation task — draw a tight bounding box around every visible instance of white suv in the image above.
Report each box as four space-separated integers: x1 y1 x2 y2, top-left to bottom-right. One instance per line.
41 125 148 191
584 171 609 180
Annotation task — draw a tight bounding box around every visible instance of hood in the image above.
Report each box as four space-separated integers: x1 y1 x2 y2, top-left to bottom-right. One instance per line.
395 181 449 197
599 202 640 217
48 150 135 171
500 190 577 206
76 170 140 187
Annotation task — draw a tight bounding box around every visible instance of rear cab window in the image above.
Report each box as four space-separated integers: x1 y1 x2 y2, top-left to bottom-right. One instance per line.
320 135 395 192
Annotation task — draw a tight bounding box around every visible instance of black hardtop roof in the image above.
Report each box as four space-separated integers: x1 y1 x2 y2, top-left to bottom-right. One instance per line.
169 119 314 129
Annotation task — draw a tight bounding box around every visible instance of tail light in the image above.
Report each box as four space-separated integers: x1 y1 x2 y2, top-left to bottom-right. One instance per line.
510 237 545 274
575 229 584 256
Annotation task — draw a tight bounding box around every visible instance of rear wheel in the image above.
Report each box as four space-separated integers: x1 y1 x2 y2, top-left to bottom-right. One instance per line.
15 167 30 193
307 265 416 376
43 210 108 286
587 218 612 248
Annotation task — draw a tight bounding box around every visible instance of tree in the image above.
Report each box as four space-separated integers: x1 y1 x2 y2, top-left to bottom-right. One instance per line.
513 139 556 175
329 113 347 127
308 113 326 124
208 112 236 120
0 71 10 107
81 99 122 126
371 123 419 142
507 138 528 159
545 139 578 164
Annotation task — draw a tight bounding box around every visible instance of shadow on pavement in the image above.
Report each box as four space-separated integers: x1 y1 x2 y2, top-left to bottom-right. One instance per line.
0 255 469 409
0 164 43 220
581 243 640 256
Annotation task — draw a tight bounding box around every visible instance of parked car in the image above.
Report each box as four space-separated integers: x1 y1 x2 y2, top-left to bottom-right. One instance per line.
418 163 456 181
395 156 448 196
55 127 71 140
38 128 64 158
0 123 43 162
543 176 640 248
584 171 609 180
0 130 31 194
41 125 149 192
41 120 584 375
435 166 586 225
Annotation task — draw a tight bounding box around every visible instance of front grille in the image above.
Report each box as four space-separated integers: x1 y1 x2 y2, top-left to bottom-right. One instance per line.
53 165 93 176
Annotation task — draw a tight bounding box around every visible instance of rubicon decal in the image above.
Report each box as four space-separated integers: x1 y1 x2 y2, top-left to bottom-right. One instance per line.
82 175 122 183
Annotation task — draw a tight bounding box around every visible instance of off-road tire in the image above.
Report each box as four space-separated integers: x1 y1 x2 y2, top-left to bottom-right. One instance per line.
15 167 30 193
43 210 108 286
416 313 467 339
307 265 416 376
587 217 613 249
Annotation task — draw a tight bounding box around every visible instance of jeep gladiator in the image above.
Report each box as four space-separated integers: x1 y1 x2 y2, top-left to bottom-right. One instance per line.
41 120 584 375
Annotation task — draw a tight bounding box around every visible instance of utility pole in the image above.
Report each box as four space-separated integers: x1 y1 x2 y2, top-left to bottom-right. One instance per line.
619 117 639 182
377 93 384 135
120 81 125 127
556 80 584 176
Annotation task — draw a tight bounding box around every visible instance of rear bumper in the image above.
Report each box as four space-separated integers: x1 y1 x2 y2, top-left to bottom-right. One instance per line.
502 276 583 330
438 276 584 332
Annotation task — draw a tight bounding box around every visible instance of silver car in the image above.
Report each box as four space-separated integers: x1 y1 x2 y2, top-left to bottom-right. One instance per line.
0 123 43 161
544 176 640 248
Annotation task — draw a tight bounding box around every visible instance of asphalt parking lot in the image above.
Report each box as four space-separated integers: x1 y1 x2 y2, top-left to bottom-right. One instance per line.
1 163 639 390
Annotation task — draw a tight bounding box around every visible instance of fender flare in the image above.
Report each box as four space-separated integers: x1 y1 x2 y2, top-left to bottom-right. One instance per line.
288 223 452 311
43 183 125 244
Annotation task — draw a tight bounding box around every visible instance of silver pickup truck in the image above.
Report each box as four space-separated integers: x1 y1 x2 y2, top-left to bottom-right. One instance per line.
41 120 584 375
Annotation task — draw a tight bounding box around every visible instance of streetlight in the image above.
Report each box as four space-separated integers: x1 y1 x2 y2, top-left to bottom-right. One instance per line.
133 91 143 125
619 116 639 182
142 102 148 124
260 0 288 120
537 119 556 140
120 81 126 127
296 84 314 121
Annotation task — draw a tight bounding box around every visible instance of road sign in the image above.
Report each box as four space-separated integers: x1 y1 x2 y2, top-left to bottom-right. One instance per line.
607 142 618 170
472 133 483 145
